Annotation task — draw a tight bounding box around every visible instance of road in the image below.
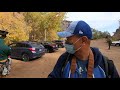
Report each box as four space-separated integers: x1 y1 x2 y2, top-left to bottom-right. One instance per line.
6 39 120 78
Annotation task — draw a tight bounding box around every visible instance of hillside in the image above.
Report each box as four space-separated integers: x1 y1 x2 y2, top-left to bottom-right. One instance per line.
113 28 120 40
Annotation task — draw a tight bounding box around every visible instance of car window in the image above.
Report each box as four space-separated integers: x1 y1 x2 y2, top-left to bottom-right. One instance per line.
16 43 25 47
30 42 40 47
25 44 30 48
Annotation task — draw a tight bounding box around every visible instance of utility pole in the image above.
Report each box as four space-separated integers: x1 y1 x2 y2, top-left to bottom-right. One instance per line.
44 13 59 41
44 29 46 41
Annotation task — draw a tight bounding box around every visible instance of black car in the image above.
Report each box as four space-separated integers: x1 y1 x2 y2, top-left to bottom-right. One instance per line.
52 40 65 48
40 41 58 53
9 41 46 61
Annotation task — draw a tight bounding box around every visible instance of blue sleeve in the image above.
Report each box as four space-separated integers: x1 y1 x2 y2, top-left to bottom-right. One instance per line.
48 52 68 78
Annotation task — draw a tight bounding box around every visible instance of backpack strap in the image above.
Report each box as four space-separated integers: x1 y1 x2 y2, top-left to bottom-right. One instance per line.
107 60 114 78
61 53 71 76
103 56 119 78
87 49 94 78
70 56 77 77
103 56 109 78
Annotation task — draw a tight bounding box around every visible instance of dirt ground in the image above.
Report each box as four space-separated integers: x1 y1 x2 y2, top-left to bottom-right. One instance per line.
91 38 120 74
5 39 120 78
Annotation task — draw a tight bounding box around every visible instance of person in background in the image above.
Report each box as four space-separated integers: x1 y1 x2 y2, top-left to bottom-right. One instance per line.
107 37 112 50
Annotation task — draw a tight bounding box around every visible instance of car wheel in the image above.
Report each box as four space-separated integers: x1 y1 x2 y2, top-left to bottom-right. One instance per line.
46 46 53 53
57 45 60 48
22 54 30 62
46 49 50 53
62 46 64 48
49 48 54 53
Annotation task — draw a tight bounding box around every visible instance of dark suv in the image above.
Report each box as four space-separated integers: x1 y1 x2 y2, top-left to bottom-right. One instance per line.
40 41 58 53
52 40 65 48
9 41 45 61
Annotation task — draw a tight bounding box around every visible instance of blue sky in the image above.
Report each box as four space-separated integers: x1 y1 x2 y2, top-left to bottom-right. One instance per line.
65 12 120 36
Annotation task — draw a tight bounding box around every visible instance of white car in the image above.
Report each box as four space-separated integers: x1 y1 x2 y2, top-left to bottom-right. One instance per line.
111 40 120 46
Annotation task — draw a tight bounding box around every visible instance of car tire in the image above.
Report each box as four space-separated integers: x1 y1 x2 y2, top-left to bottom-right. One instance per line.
46 49 49 53
62 46 64 48
49 49 53 53
22 53 30 62
58 45 60 48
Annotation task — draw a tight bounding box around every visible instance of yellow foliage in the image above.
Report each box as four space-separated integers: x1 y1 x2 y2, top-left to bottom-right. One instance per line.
24 12 66 41
0 12 32 44
0 12 66 44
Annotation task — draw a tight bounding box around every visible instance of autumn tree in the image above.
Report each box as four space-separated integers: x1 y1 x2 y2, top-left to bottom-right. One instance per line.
0 12 31 44
24 12 66 42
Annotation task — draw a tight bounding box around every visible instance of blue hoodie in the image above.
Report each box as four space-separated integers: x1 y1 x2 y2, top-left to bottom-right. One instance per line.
48 47 119 78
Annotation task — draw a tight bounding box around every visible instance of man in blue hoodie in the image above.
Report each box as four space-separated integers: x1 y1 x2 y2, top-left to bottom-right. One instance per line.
48 20 119 78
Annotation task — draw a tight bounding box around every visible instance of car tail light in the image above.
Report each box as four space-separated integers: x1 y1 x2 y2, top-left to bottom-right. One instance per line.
29 48 36 53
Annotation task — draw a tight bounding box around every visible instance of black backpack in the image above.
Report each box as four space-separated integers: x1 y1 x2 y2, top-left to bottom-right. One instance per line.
103 56 119 78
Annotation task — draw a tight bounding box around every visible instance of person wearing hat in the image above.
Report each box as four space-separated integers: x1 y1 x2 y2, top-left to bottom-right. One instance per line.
0 30 11 61
48 20 119 78
0 30 11 75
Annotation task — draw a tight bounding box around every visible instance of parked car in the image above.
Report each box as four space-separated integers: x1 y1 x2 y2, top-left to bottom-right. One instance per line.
111 40 120 46
9 41 46 61
40 41 58 53
52 40 65 48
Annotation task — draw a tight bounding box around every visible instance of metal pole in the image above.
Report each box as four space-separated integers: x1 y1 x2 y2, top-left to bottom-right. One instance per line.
45 29 46 41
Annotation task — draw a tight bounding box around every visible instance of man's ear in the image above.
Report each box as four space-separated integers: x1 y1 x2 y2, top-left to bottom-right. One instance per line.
82 36 88 44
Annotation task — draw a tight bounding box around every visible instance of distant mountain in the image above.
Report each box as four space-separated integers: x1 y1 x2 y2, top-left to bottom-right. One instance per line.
113 28 120 40
62 20 72 31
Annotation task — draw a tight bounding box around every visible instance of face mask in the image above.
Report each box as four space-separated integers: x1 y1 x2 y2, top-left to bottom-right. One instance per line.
65 44 75 54
65 38 84 54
